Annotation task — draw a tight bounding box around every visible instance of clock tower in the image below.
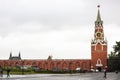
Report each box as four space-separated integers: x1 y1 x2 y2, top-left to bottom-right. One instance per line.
91 5 107 71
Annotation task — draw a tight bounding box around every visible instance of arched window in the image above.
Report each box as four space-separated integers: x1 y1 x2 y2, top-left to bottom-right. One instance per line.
97 58 101 64
96 58 103 67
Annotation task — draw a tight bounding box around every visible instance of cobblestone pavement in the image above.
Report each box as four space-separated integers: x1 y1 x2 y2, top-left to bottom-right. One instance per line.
0 72 120 80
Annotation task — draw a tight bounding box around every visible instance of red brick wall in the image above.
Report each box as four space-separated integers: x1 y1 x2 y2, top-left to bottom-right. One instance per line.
0 59 91 71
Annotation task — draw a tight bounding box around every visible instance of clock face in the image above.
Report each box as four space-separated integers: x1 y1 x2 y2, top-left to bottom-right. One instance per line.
97 33 101 37
96 32 101 38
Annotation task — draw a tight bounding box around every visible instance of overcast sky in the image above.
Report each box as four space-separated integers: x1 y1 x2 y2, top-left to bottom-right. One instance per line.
0 0 120 59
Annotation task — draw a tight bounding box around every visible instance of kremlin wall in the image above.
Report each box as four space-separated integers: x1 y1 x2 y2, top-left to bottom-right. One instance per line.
0 5 107 72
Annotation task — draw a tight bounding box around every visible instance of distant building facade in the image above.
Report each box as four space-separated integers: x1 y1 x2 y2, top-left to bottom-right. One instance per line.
9 52 21 60
0 5 107 72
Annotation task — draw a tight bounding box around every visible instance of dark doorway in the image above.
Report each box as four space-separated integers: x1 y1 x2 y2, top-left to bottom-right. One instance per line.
97 67 102 72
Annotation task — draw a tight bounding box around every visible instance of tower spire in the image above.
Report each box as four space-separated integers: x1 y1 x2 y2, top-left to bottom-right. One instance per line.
97 5 101 21
95 5 103 26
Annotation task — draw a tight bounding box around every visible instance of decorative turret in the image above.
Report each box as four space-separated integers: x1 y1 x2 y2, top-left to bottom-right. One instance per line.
19 51 21 59
47 55 53 60
9 52 12 59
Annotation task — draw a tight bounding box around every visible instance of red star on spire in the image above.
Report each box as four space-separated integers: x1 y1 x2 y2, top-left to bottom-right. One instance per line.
97 5 100 8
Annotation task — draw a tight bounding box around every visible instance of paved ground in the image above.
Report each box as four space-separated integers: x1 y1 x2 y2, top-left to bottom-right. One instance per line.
0 72 120 80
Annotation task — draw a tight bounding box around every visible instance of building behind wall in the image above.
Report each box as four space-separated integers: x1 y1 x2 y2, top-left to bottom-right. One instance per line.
9 52 21 60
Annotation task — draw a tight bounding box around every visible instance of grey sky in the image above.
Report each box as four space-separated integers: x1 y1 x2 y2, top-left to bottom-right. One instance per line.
0 0 120 59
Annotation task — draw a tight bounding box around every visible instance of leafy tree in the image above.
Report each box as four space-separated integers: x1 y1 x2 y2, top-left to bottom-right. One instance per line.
108 41 120 71
113 41 120 57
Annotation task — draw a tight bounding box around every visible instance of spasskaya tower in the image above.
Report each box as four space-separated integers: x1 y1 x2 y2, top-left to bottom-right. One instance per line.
91 5 107 71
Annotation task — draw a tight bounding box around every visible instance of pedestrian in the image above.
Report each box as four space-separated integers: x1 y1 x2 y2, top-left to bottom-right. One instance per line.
104 70 107 78
0 67 3 77
0 69 3 77
7 68 10 77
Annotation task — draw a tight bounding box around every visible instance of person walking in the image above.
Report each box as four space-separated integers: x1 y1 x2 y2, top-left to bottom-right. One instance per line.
0 69 3 77
0 67 3 77
7 68 10 77
104 69 107 78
